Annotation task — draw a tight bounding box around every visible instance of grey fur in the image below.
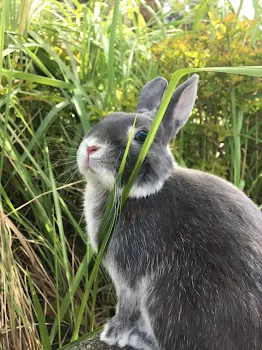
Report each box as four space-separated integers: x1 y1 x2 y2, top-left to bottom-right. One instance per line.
137 77 168 114
77 75 262 350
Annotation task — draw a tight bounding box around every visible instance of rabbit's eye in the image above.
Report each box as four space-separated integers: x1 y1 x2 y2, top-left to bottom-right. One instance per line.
134 130 148 144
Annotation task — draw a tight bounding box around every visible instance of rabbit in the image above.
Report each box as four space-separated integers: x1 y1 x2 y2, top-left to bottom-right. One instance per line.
77 74 262 350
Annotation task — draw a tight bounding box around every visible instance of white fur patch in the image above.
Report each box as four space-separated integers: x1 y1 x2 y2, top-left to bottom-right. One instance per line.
106 258 125 296
129 146 174 198
128 333 154 350
84 183 106 252
128 178 165 198
105 260 158 343
100 324 117 346
118 332 131 347
77 137 116 190
140 278 158 344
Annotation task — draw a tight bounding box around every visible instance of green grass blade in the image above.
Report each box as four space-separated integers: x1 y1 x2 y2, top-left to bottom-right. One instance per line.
27 271 51 350
231 87 239 187
107 0 119 107
198 66 262 76
71 206 118 342
19 0 29 35
192 0 209 33
251 0 260 45
0 0 5 83
72 89 90 133
0 72 12 186
52 211 61 346
49 250 93 344
89 267 99 333
47 146 74 328
1 69 75 89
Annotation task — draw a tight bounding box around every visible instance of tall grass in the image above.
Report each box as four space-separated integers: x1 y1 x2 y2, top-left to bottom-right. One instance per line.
0 0 261 349
0 1 176 348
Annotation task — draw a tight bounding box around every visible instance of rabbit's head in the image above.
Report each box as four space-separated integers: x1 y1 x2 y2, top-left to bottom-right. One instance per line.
77 75 199 198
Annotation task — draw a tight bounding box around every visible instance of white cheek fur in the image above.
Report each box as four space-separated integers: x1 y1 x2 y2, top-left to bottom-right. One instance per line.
128 145 174 199
77 137 116 190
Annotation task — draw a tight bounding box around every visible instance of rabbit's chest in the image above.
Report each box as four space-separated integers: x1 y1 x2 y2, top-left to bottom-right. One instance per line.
84 183 108 252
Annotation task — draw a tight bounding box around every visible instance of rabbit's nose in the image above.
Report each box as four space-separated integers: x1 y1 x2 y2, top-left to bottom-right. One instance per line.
87 146 99 156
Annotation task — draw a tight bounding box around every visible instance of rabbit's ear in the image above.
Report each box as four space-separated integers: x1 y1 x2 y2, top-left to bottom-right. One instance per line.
163 74 199 141
137 77 168 114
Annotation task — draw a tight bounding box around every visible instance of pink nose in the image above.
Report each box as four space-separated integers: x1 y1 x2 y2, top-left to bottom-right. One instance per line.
87 146 98 156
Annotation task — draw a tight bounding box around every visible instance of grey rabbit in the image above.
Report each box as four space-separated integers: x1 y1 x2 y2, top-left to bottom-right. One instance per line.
77 74 262 350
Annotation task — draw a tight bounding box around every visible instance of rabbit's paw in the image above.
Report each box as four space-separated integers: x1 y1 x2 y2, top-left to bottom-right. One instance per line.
100 317 131 348
127 329 158 350
100 317 159 350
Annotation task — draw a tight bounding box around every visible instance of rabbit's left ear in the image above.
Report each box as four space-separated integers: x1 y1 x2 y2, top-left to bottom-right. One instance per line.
137 77 168 114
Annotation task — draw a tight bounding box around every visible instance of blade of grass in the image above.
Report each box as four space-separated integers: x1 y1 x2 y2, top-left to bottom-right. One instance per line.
49 249 93 344
72 89 90 133
231 87 239 187
0 71 12 188
251 0 260 45
1 69 75 89
107 0 119 107
47 146 75 335
0 0 5 83
98 114 137 248
52 211 61 347
192 0 210 34
27 270 51 350
70 203 118 342
19 0 29 35
89 264 99 333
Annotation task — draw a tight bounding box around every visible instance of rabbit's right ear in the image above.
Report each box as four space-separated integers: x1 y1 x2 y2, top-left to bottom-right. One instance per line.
137 77 168 114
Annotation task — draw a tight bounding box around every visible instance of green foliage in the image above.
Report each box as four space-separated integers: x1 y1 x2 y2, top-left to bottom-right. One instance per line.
0 1 171 348
0 0 261 349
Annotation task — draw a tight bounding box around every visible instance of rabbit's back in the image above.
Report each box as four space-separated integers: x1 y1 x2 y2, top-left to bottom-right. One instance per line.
106 167 262 349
